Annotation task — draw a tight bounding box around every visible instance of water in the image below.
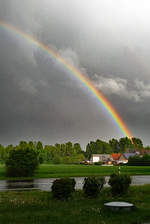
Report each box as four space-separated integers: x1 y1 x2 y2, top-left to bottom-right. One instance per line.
0 176 150 191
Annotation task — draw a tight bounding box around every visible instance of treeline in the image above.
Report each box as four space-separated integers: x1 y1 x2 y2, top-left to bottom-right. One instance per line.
0 137 145 164
85 137 143 159
0 141 85 164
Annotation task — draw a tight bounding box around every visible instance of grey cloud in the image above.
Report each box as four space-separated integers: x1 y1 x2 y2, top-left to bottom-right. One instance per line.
18 78 44 96
94 75 150 103
1 0 150 146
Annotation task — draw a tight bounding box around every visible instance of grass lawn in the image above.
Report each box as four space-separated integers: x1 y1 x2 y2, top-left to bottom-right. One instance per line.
1 164 150 180
0 185 150 224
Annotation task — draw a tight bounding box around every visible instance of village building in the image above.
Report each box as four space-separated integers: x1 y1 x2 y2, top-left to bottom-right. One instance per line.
112 153 121 164
123 152 137 160
112 153 128 164
118 154 128 164
91 154 113 164
91 151 142 165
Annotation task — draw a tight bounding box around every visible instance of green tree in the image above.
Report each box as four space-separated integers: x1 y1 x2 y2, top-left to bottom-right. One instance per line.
74 143 82 154
0 144 5 162
85 139 112 159
36 141 43 150
132 137 143 150
119 137 133 152
6 144 39 177
109 138 120 153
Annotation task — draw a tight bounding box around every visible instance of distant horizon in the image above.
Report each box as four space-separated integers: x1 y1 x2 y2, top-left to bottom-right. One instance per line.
1 136 148 151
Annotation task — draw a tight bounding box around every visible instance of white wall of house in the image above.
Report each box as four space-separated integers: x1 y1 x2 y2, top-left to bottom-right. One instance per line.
118 160 128 164
92 156 99 162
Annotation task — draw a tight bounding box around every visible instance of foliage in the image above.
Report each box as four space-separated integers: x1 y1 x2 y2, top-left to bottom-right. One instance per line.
109 137 143 153
94 161 102 165
83 176 105 197
132 137 143 149
0 144 5 163
118 137 133 152
5 143 39 177
51 178 76 200
85 137 143 159
52 155 62 164
109 138 120 153
0 136 146 166
108 173 131 195
128 154 150 166
85 139 113 159
0 141 85 165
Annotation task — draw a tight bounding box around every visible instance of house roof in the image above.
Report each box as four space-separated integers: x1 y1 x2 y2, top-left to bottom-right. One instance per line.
123 153 136 159
112 153 121 160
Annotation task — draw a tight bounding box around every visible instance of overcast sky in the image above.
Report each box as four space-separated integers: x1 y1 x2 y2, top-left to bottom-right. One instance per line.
0 0 150 148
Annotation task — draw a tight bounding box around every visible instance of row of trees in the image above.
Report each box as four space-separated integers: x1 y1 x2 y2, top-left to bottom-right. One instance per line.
0 141 85 164
85 137 143 159
0 137 145 164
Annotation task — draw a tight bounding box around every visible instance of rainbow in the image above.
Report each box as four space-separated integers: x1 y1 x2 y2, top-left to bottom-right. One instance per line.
0 20 133 140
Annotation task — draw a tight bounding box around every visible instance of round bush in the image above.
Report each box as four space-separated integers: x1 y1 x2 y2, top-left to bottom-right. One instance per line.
83 176 105 198
6 146 39 177
108 174 131 196
52 178 76 200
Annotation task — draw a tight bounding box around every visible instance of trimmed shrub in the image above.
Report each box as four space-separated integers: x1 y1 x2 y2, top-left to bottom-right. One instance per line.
52 178 76 200
6 146 39 177
108 174 131 195
83 176 105 198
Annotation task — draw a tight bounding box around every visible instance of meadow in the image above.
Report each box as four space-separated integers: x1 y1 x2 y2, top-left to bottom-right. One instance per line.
0 185 150 224
1 164 150 180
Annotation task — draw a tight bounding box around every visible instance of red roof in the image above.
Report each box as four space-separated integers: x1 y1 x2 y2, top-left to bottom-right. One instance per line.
112 153 121 160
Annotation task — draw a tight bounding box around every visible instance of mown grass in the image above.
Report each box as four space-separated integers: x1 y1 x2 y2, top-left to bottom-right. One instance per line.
0 185 150 224
1 164 150 180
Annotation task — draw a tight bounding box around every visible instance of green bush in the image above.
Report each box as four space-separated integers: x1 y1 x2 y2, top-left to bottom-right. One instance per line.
108 174 131 195
83 176 105 198
6 146 39 177
51 178 76 200
128 154 150 166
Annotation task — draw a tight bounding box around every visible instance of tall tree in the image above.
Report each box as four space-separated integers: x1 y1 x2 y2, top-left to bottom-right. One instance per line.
109 138 120 153
132 137 143 149
85 139 113 159
119 137 133 152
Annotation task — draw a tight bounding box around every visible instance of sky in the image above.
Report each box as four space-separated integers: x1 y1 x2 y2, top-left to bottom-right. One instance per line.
0 0 150 149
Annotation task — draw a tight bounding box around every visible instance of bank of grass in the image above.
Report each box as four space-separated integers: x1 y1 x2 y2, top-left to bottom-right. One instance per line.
0 185 150 224
36 164 150 178
1 164 150 180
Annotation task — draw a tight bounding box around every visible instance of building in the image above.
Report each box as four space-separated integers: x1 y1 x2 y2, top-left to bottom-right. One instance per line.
91 154 113 164
123 152 137 160
118 154 128 164
112 153 128 164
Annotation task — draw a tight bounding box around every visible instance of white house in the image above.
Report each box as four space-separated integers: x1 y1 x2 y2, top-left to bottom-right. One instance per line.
91 154 113 164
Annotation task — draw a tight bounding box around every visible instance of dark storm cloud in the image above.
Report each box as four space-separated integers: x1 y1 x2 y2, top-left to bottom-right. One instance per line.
0 0 150 147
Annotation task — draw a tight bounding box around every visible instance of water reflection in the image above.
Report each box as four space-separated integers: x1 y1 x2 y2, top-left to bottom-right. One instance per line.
6 179 35 190
0 176 150 191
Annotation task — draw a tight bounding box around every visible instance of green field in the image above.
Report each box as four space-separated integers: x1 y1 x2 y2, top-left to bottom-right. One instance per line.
0 185 150 224
1 164 150 180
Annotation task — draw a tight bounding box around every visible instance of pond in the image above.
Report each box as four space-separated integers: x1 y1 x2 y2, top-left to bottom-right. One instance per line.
0 175 150 191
